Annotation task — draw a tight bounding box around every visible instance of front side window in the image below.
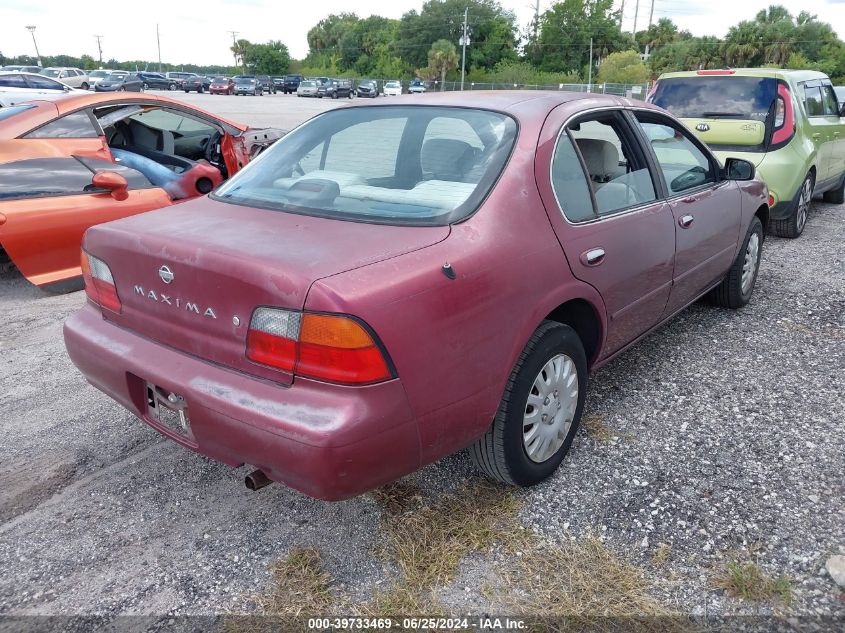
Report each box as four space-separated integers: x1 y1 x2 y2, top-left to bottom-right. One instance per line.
0 74 27 88
820 85 840 116
214 106 517 225
24 74 65 90
567 113 657 216
635 113 716 195
24 111 99 139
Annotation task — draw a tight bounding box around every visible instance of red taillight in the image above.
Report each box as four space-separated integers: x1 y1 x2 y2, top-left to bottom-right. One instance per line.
81 250 121 313
246 308 392 385
696 69 736 75
771 83 795 146
768 195 775 207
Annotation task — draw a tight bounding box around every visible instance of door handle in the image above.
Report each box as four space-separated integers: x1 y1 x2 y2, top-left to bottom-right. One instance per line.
678 214 695 228
580 248 606 266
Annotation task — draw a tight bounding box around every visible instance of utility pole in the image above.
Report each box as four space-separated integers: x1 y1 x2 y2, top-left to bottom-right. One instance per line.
644 0 655 57
228 30 239 70
587 36 593 92
25 26 41 66
533 0 540 41
460 7 469 91
632 0 640 35
156 25 162 72
93 35 103 65
619 0 625 28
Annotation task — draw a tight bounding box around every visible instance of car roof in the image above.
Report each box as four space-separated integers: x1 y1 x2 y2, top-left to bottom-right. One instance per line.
659 68 830 83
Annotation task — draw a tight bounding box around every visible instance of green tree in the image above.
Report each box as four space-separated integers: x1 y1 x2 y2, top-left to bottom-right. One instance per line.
395 0 517 72
597 50 649 83
420 39 459 89
244 41 291 75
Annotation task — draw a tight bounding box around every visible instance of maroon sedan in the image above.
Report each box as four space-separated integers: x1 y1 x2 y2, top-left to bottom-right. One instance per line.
210 77 234 95
64 92 768 500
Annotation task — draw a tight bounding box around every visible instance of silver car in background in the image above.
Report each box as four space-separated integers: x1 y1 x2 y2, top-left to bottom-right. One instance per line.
297 80 319 97
0 71 78 106
40 67 90 90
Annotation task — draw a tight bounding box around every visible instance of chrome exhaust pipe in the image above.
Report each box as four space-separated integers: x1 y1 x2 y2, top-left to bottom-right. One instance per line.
245 469 272 491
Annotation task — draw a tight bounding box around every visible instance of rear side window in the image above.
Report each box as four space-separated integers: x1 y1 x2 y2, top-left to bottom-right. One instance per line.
651 76 777 122
567 113 657 216
0 157 150 200
24 74 65 90
214 106 517 225
24 111 99 139
820 85 839 116
550 134 595 222
0 74 27 88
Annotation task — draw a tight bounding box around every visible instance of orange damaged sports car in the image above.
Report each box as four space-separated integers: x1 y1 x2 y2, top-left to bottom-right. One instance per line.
0 92 283 289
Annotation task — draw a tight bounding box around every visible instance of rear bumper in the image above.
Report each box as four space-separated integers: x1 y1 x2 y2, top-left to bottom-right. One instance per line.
64 305 421 500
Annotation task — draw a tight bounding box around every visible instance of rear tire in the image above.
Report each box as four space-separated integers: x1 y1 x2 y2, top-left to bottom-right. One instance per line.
772 172 813 238
822 173 845 204
169 82 177 91
709 216 763 309
81 82 89 90
470 321 587 486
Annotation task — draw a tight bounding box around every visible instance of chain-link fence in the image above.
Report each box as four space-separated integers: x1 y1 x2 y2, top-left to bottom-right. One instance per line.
350 79 652 100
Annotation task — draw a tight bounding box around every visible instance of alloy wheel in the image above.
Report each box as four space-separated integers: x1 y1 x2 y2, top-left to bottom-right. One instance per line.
741 232 760 295
796 176 813 232
522 354 578 463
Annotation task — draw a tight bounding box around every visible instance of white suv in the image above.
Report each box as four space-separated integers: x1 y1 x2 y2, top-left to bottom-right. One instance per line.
40 67 90 90
0 72 78 107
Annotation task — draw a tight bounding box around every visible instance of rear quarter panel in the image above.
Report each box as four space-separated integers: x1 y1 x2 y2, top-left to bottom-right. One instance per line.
305 113 607 464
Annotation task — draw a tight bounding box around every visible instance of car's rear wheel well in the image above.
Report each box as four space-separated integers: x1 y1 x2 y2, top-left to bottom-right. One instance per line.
755 204 770 235
544 299 600 367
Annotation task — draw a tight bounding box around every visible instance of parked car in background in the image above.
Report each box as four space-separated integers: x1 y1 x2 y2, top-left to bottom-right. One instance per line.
356 79 379 98
1 65 42 73
40 67 90 90
210 77 234 95
256 75 276 94
650 68 845 238
95 72 144 92
409 79 426 94
0 92 284 289
137 72 177 91
0 72 77 106
296 80 318 97
233 75 262 96
282 74 303 94
63 92 767 501
180 74 210 93
834 86 845 109
272 77 285 92
320 79 353 99
87 70 114 88
384 80 402 96
165 71 193 88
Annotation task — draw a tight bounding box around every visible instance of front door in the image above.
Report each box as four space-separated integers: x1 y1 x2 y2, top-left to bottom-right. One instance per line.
0 157 172 286
631 111 742 316
536 107 676 358
801 81 838 184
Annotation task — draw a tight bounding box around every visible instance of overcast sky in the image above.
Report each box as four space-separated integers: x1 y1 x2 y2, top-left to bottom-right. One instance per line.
1 0 844 66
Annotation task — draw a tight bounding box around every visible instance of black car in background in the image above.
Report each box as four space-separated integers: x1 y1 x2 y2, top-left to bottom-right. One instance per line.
94 72 143 92
321 78 354 99
272 77 285 91
282 74 303 94
256 75 276 94
357 79 379 98
183 74 212 93
137 72 176 90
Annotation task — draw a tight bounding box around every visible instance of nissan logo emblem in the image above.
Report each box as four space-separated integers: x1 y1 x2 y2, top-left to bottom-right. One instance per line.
696 123 710 132
159 265 174 284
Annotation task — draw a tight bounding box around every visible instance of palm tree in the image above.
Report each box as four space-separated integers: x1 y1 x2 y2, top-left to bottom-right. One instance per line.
426 39 459 91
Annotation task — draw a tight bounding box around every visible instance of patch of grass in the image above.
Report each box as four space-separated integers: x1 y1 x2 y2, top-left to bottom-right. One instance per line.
363 478 522 614
651 543 672 567
255 547 334 616
713 560 792 605
582 414 615 443
496 534 683 623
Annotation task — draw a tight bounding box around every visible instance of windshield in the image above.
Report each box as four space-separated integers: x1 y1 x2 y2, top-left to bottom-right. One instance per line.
0 104 35 121
300 81 315 87
386 81 400 88
90 71 108 78
651 76 778 122
214 106 517 226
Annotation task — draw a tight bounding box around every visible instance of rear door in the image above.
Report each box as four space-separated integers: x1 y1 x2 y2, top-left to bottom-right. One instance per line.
0 157 171 286
536 107 675 358
800 81 836 183
820 82 845 182
631 110 741 316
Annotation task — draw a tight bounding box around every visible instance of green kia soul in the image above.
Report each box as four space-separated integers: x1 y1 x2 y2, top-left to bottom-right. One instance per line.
650 69 845 237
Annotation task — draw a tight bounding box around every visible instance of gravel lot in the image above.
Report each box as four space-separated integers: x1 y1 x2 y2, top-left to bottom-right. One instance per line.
0 92 843 625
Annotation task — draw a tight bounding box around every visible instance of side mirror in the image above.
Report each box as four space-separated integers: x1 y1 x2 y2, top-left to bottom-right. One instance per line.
92 171 129 201
724 158 755 181
63 85 71 92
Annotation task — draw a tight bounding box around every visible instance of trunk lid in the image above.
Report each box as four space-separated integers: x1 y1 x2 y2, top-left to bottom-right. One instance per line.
84 196 449 385
679 117 767 148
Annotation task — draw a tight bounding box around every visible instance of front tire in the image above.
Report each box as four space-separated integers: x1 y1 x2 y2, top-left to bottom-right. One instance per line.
470 321 587 486
143 82 149 90
81 82 89 90
772 172 813 238
169 82 177 91
709 216 763 309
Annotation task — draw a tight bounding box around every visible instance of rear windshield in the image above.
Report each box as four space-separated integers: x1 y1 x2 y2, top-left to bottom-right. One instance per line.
0 104 35 121
651 76 778 122
213 106 517 226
